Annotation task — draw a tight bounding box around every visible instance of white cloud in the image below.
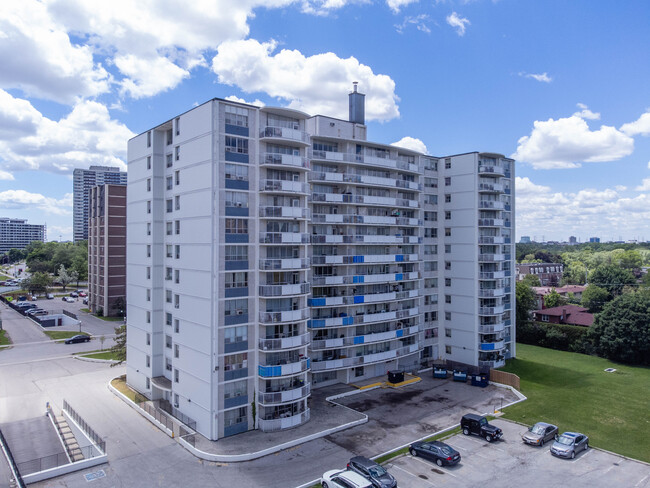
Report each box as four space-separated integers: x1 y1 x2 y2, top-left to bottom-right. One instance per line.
520 72 553 83
395 14 431 34
615 185 627 191
636 178 650 191
387 0 419 14
391 136 428 154
572 103 600 120
115 55 190 99
515 176 650 242
0 170 14 181
648 161 650 170
0 1 111 103
47 225 73 242
0 90 134 174
620 110 650 136
300 0 364 15
224 95 266 107
513 107 634 169
0 190 73 215
211 39 400 122
446 12 470 36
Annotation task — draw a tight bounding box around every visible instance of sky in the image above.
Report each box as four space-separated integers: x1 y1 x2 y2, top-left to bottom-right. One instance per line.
0 0 649 243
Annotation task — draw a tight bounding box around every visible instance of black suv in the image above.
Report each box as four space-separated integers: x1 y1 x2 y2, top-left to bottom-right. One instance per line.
460 414 503 442
347 456 397 488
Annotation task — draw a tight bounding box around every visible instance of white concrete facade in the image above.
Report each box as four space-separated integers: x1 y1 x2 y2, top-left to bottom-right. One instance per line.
126 95 515 441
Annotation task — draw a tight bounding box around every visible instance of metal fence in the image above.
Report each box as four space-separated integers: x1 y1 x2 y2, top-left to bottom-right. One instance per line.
0 427 26 487
157 399 197 430
62 400 106 454
139 401 174 431
17 451 69 476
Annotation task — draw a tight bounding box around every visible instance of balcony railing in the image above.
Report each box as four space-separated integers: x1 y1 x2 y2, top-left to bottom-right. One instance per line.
259 232 310 244
478 288 505 298
258 384 311 405
479 271 506 279
479 200 505 210
478 236 505 244
478 253 506 262
259 152 309 168
258 357 311 377
258 408 310 432
479 340 505 352
479 359 506 369
309 150 419 172
259 206 310 219
310 325 419 350
259 258 310 270
478 322 505 333
260 179 308 194
259 282 310 297
478 305 505 315
259 332 310 351
478 183 504 193
478 219 505 227
260 308 310 323
260 127 310 144
478 165 506 176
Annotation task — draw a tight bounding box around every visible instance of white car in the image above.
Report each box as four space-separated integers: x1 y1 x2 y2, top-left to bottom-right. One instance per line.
64 297 75 303
321 469 372 488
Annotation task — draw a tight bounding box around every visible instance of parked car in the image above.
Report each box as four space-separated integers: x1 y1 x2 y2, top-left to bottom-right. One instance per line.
31 296 38 301
16 303 37 311
551 432 589 459
409 440 461 467
83 297 88 304
347 456 397 488
46 293 54 299
63 297 75 303
69 292 78 298
78 291 87 297
25 308 46 315
321 469 373 488
28 310 48 317
460 413 503 442
64 335 91 344
522 422 558 447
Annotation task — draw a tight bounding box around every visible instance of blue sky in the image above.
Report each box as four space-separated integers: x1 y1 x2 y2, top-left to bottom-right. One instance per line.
1 0 649 242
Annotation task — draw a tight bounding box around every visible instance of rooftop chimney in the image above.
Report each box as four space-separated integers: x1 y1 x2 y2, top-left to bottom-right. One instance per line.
349 82 365 125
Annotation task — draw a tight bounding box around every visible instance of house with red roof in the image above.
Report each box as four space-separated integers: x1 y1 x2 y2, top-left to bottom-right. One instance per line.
533 304 594 327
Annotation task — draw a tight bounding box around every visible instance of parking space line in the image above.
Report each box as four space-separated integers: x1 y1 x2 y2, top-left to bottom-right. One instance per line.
391 464 436 487
574 449 594 462
635 475 648 487
409 455 459 478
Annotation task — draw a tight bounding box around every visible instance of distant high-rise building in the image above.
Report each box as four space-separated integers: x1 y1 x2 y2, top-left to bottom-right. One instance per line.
88 184 126 317
569 236 577 245
73 166 127 242
520 236 531 243
588 237 600 243
0 218 46 253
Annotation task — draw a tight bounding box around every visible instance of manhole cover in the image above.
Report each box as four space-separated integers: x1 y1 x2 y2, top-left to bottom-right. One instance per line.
418 474 429 480
604 368 617 373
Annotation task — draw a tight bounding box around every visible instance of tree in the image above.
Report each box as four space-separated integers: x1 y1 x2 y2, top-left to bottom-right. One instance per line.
588 264 636 298
22 272 52 295
516 281 537 324
110 324 126 366
521 274 541 287
57 265 78 292
587 290 650 365
617 249 642 270
562 260 588 285
7 248 27 264
111 297 126 318
543 289 567 308
51 243 76 272
581 285 610 313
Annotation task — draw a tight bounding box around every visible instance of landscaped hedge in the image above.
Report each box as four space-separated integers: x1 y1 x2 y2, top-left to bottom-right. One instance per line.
516 321 590 353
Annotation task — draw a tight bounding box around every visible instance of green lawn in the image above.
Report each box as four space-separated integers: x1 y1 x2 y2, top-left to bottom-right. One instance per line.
0 329 11 346
79 350 118 360
502 343 650 462
95 315 124 322
111 375 147 403
43 330 90 341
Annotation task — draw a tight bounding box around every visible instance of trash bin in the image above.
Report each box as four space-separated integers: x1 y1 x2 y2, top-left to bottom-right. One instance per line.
471 374 489 387
387 370 404 384
433 368 448 379
453 370 468 382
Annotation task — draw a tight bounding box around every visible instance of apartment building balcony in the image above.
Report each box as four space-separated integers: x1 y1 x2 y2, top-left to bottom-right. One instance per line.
310 325 419 350
311 234 417 245
479 339 505 352
260 127 310 145
478 182 504 193
259 282 310 297
309 306 418 328
259 152 309 169
259 206 310 219
478 305 506 315
258 384 311 405
478 322 505 333
258 408 310 433
259 232 310 244
312 271 418 287
478 236 505 244
259 258 310 270
312 343 419 371
478 165 506 176
258 357 311 378
309 150 418 173
311 253 420 265
311 192 419 208
260 309 311 324
259 332 310 351
478 253 506 262
479 200 505 210
260 179 309 194
479 270 506 280
479 359 506 369
478 219 505 227
309 171 422 191
478 288 505 298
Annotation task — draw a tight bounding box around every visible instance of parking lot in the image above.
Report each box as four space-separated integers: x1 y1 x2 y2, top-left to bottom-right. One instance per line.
384 419 650 488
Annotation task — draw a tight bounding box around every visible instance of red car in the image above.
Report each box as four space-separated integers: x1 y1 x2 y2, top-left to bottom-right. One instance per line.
78 291 87 297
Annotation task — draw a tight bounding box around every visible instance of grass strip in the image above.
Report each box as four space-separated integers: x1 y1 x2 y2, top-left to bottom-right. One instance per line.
43 330 90 341
0 329 11 346
111 375 148 404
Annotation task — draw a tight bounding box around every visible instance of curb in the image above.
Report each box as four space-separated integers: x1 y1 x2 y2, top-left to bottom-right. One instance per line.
74 355 118 364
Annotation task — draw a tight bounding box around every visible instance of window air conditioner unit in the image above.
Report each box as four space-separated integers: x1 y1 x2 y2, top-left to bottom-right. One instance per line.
236 309 243 315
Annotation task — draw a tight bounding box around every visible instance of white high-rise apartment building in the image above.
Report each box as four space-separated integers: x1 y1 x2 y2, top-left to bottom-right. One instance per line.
126 88 515 441
0 218 46 253
73 166 127 242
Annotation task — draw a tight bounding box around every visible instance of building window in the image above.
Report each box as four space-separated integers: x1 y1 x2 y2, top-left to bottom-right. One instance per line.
175 117 180 136
225 105 249 127
445 261 451 270
146 267 151 279
166 313 172 326
224 325 248 344
445 244 451 253
165 267 172 281
174 369 179 383
166 289 172 303
174 344 179 359
445 278 451 287
166 129 173 145
166 222 173 235
166 153 173 167
147 131 151 147
445 311 451 320
175 270 180 284
225 272 248 288
147 245 152 258
166 245 173 258
224 353 248 372
174 294 179 309
175 220 180 235
146 289 151 301
445 158 451 169
146 178 151 192
146 311 151 323
175 170 180 186
166 358 172 372
445 328 452 338
166 335 172 349
174 319 180 333
445 295 451 304
225 246 248 261
445 177 451 186
146 355 150 367
224 407 247 429
175 245 180 259
147 201 151 214
147 223 151 236
445 211 451 220
166 199 173 213
225 218 248 234
147 156 151 169
541 314 549 322
445 228 451 237
445 194 451 203
224 298 248 316
224 380 247 400
225 163 249 181
166 176 173 190
146 377 150 389
175 146 180 161
175 195 180 210
225 191 249 208
225 136 248 154
445 345 452 355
